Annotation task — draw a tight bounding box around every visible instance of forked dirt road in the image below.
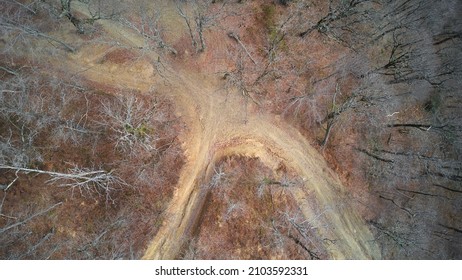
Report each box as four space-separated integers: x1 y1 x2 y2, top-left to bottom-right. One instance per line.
60 4 381 259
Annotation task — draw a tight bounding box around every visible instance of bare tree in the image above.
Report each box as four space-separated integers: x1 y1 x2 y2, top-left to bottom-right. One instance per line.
298 0 374 50
175 0 228 52
320 82 358 147
58 0 123 34
0 0 75 52
0 201 62 235
118 1 177 54
98 94 158 155
0 165 126 203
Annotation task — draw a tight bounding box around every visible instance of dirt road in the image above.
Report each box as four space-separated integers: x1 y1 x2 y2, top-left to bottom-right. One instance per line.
61 4 381 259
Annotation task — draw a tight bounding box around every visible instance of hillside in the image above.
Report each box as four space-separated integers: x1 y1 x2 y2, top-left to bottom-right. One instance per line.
0 0 461 259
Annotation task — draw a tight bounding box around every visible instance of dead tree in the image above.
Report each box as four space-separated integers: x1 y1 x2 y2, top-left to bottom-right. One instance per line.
175 0 228 53
0 165 126 203
298 0 373 50
320 83 357 147
0 12 75 52
227 32 257 65
0 201 62 235
118 1 177 54
59 0 122 34
97 94 158 155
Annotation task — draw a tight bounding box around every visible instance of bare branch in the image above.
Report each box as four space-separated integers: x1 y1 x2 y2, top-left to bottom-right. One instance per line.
0 19 75 52
0 165 126 203
227 32 257 65
0 202 62 234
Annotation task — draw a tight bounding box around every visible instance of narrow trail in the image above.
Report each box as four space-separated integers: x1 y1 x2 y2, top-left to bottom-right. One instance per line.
58 6 381 259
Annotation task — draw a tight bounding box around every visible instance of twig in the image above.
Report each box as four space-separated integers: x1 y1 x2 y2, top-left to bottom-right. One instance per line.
4 176 18 191
0 66 19 76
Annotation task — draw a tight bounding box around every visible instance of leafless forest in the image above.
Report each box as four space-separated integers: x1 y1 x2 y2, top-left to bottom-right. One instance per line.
1 0 461 259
